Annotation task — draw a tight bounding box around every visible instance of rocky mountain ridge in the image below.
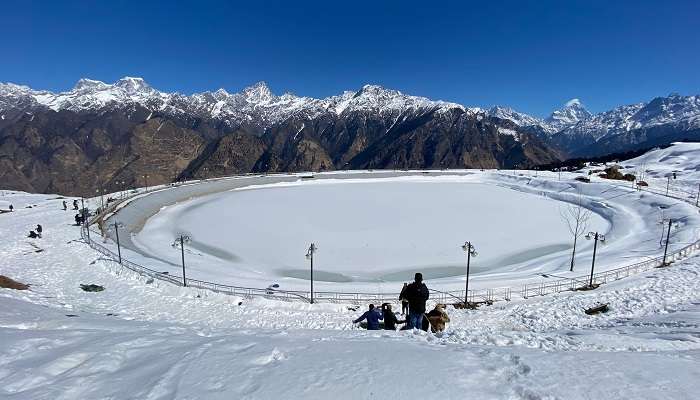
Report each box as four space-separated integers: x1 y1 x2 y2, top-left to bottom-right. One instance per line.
0 78 557 196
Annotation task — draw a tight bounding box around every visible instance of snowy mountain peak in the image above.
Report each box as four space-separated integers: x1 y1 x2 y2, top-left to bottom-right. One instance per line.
359 84 396 94
546 98 592 130
241 81 274 103
73 78 109 92
114 77 152 93
487 106 544 128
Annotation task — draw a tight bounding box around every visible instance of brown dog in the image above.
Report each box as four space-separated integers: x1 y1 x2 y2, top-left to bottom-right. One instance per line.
426 304 450 333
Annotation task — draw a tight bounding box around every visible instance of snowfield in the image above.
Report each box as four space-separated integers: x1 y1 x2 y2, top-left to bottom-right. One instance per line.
1 143 700 399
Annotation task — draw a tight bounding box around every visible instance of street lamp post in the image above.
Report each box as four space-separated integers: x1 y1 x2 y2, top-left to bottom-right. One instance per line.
97 187 105 210
658 211 669 247
144 174 149 193
306 243 317 304
111 222 124 264
662 219 673 267
585 232 606 288
177 234 191 287
81 197 90 240
461 241 478 305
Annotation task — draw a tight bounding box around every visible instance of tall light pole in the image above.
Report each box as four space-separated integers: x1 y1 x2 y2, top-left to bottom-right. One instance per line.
306 243 317 304
144 174 149 193
696 184 699 207
176 234 191 286
461 241 478 305
658 211 669 247
110 221 124 264
96 187 105 210
661 219 673 267
585 232 606 288
81 198 90 240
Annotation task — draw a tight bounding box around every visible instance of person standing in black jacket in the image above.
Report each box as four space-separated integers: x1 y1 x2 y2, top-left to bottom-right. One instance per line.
403 273 429 330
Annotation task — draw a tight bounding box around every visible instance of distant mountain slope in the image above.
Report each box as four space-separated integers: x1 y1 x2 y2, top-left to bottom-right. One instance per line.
485 95 699 157
557 94 700 157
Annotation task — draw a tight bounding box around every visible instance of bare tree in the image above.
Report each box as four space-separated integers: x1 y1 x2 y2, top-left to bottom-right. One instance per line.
560 189 592 271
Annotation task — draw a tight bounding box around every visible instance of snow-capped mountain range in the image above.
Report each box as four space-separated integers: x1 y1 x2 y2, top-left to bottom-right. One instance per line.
1 76 561 196
2 76 697 155
0 77 469 129
1 76 698 196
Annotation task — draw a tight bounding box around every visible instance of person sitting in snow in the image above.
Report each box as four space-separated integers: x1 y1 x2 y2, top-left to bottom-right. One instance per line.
28 230 38 239
74 213 83 226
381 303 404 330
353 303 383 330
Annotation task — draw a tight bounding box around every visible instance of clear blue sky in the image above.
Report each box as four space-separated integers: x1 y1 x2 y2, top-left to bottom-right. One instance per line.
3 0 699 117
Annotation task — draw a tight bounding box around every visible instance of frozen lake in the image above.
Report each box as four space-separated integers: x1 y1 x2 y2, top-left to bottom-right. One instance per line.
133 177 609 284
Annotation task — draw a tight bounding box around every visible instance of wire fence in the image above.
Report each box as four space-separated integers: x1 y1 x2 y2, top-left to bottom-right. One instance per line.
82 173 700 305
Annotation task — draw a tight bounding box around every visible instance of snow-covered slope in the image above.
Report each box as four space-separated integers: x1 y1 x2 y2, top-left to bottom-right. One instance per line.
1 187 699 399
487 105 549 129
621 142 700 179
619 142 700 200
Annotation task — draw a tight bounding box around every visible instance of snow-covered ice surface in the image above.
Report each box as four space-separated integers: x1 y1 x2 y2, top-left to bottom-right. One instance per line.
132 177 609 285
109 170 699 293
2 143 700 399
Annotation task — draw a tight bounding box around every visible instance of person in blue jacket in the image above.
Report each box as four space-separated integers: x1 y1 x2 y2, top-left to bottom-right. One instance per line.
353 303 383 330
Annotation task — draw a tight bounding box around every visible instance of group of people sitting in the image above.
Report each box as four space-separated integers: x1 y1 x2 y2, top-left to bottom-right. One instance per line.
352 273 450 333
